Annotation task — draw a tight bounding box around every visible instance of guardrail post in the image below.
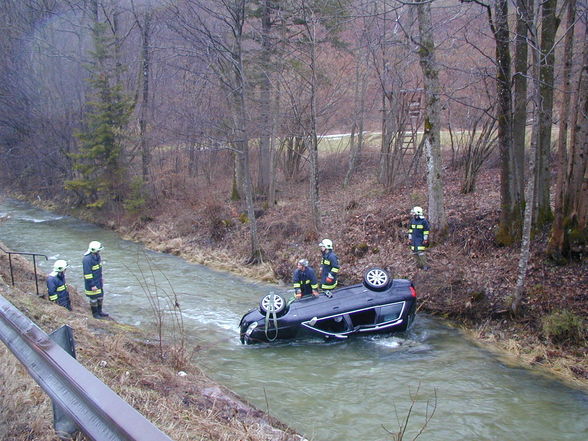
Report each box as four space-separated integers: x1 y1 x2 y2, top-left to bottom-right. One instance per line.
49 325 79 440
8 252 15 286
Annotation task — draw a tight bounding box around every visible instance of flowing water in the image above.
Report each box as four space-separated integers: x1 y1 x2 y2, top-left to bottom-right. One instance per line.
0 198 586 441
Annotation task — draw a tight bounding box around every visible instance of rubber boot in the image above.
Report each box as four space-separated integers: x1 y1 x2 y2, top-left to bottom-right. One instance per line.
91 305 102 319
97 299 109 317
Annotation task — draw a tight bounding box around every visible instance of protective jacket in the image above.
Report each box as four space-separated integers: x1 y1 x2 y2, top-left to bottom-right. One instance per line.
293 266 319 297
83 252 103 298
320 249 340 290
46 271 72 310
408 216 430 251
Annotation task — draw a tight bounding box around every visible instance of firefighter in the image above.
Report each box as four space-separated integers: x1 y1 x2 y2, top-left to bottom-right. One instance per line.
408 206 430 270
319 239 340 293
46 259 72 311
83 240 108 319
293 259 320 299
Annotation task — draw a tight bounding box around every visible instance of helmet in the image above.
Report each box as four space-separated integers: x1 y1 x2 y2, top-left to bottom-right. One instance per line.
319 239 333 249
53 260 68 273
88 241 103 253
411 206 423 216
298 259 309 267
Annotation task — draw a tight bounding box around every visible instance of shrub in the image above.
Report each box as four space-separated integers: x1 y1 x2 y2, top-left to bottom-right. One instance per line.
542 310 586 345
123 177 147 214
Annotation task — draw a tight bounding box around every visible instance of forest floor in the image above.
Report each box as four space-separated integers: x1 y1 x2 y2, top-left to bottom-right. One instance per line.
3 151 587 405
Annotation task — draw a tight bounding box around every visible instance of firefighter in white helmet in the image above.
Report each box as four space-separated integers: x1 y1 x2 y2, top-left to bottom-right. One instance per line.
83 240 108 318
319 239 340 294
408 207 430 270
46 259 72 310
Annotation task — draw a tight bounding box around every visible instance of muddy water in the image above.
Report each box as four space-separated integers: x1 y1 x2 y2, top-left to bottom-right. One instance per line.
1 198 587 441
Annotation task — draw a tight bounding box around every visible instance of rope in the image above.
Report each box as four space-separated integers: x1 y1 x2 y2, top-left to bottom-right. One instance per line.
264 292 280 342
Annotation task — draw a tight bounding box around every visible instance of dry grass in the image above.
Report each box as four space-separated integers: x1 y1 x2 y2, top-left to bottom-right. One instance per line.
0 246 302 441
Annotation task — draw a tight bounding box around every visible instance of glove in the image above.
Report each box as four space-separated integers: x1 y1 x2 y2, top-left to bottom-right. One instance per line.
295 291 302 299
423 239 429 247
326 274 334 284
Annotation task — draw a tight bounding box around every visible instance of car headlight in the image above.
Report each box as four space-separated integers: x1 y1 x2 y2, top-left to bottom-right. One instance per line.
245 321 258 336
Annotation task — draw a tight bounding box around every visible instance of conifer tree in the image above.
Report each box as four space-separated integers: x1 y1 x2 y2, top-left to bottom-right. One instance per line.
66 22 132 209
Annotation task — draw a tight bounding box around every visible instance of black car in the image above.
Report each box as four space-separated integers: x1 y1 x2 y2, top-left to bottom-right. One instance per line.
239 267 417 344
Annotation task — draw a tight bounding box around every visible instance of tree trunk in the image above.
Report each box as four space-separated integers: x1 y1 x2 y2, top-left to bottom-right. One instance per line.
416 0 447 235
305 11 322 234
494 0 518 244
257 0 273 196
344 53 367 188
548 0 577 258
565 21 588 244
533 0 558 227
511 0 532 223
308 22 321 233
512 5 546 315
232 3 262 262
139 10 152 184
572 20 588 230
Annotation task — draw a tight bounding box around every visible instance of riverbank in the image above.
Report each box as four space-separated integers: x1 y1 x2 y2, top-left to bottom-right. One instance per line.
117 168 587 391
3 158 587 392
0 243 303 441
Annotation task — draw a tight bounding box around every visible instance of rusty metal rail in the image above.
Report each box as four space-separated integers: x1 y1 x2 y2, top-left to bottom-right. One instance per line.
0 293 174 441
0 245 47 296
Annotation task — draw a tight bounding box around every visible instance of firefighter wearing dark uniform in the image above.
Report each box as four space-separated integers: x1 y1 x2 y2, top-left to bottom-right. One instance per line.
408 206 430 270
319 239 340 291
83 240 108 318
46 259 72 311
293 259 320 299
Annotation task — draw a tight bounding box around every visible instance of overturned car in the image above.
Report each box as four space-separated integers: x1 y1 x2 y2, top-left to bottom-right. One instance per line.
239 267 417 344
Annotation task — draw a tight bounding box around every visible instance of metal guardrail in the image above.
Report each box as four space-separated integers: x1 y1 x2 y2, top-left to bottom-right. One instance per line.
0 245 47 296
0 293 174 441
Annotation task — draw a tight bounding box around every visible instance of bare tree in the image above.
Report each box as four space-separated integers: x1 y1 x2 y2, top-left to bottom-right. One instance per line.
131 0 154 185
450 110 497 194
166 0 263 262
415 0 447 235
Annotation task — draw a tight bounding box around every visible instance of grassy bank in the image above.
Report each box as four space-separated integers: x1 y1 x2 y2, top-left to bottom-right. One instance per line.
0 245 302 441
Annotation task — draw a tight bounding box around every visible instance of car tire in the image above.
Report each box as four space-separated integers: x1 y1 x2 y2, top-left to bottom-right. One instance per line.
259 293 286 314
362 267 391 291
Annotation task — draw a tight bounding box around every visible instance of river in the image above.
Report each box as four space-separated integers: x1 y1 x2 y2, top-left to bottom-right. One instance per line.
0 198 586 441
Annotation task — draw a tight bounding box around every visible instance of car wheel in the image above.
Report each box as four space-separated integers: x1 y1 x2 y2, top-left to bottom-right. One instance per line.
259 293 286 314
363 267 390 291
